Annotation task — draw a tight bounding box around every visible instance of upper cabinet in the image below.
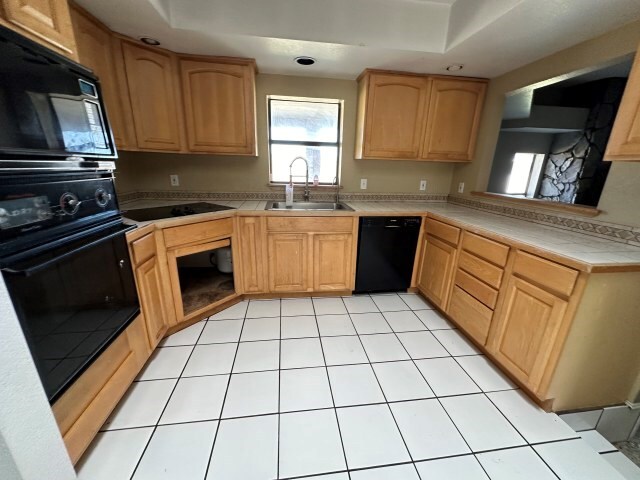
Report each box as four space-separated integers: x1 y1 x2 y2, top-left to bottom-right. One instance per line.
180 58 257 155
355 70 487 162
356 72 430 159
421 78 487 161
0 0 77 59
122 41 185 151
605 46 640 161
70 6 135 149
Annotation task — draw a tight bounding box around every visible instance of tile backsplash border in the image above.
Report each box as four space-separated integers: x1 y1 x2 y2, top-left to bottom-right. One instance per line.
117 190 640 246
448 194 640 246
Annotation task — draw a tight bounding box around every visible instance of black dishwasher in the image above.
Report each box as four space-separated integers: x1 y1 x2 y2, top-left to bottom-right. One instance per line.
355 217 422 293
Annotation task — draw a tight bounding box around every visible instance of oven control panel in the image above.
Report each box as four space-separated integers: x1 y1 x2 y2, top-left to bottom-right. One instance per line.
0 174 119 240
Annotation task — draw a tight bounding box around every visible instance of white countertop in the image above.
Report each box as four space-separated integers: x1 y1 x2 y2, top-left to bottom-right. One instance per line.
120 199 640 267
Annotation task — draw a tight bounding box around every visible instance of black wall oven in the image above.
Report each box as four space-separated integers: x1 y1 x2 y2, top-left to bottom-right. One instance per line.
0 171 139 403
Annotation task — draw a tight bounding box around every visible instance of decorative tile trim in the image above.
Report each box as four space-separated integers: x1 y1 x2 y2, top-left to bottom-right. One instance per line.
448 194 640 246
117 190 449 203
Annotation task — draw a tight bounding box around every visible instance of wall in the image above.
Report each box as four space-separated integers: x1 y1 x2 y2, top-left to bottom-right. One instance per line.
450 19 640 227
0 277 77 480
115 74 456 196
487 131 554 193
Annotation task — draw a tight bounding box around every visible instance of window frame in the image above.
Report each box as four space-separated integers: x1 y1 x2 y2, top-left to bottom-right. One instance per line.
267 96 343 185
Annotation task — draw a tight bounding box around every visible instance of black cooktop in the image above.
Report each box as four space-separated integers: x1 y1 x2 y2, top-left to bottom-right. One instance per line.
123 202 235 222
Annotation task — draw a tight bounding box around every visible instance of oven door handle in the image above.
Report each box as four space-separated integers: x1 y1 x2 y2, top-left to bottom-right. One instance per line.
1 225 137 277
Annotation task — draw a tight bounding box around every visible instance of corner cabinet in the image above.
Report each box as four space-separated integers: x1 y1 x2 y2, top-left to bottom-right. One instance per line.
121 41 185 151
180 58 257 155
355 70 487 162
605 44 640 161
0 0 77 59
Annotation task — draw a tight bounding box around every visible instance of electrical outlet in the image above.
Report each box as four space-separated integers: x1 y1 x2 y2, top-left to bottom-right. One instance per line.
170 174 180 187
360 178 368 190
458 182 465 194
419 180 427 191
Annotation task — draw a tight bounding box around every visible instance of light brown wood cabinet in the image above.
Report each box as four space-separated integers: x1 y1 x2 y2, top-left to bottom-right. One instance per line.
355 70 487 161
52 314 150 464
180 58 257 155
605 44 640 161
268 233 310 292
487 276 568 392
130 232 169 349
70 6 135 149
0 0 77 59
356 72 430 159
264 217 356 293
417 234 457 309
237 217 267 293
122 41 184 151
421 78 487 161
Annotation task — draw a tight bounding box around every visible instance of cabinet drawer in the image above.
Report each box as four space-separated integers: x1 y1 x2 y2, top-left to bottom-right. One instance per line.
131 232 156 265
462 231 509 267
448 285 493 345
513 251 579 297
164 217 233 248
455 268 499 309
266 216 354 233
458 251 504 289
425 218 460 245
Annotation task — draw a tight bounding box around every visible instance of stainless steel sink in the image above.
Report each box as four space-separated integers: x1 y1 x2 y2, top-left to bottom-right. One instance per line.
265 201 354 211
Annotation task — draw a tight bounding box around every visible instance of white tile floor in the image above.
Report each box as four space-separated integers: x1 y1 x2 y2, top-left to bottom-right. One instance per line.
77 293 639 480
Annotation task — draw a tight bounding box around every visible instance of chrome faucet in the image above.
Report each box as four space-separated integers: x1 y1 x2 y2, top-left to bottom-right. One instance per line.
289 157 310 202
334 176 340 204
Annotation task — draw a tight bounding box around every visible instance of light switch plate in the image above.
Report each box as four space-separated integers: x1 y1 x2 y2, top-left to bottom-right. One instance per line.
458 182 465 193
170 174 180 187
360 179 368 190
420 180 427 191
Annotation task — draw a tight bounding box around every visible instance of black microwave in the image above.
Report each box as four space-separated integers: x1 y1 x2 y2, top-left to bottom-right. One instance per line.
0 25 116 160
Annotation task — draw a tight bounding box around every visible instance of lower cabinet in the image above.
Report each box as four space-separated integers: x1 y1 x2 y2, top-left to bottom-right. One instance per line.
237 216 267 293
313 233 353 291
487 276 568 393
264 217 356 293
448 284 492 345
130 231 169 349
267 233 310 292
135 255 168 349
52 314 150 464
417 234 457 309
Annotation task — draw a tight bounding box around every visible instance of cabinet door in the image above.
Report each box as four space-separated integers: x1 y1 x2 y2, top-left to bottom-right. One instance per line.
267 233 310 292
313 233 353 291
135 256 168 349
417 234 457 309
487 276 567 392
180 59 257 155
70 8 135 149
604 45 640 161
0 0 77 58
361 73 430 159
237 217 267 293
122 41 183 151
421 78 487 161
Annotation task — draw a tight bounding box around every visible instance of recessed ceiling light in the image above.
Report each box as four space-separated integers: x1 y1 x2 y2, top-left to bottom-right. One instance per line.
140 37 161 46
295 56 316 66
446 64 464 72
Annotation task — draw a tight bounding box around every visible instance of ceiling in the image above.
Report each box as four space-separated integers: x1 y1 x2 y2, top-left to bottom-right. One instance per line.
76 0 640 80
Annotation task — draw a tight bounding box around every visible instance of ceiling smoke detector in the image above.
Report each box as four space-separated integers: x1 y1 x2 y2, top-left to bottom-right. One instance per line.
140 37 161 46
446 64 464 72
295 56 316 66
